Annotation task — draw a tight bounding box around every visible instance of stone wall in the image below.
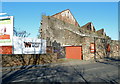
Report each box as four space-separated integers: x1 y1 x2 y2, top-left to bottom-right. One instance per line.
2 53 57 67
82 37 105 61
82 37 120 61
82 37 95 61
109 40 120 57
40 15 120 61
40 16 108 46
51 9 80 27
40 16 84 46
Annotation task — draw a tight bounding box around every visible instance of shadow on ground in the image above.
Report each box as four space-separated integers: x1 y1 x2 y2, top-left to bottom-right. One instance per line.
2 58 119 84
97 57 120 66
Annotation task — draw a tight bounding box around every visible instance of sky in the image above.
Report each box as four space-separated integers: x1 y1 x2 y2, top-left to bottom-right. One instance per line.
1 2 119 40
1 0 119 2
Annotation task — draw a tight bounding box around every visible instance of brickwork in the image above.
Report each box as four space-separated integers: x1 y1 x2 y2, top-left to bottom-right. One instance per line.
0 46 12 54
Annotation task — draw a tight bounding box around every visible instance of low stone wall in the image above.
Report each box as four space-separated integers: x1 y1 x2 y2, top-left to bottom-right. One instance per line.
2 53 58 67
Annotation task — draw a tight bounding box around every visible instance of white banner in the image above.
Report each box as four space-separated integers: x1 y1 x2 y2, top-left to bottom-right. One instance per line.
13 37 46 54
0 16 13 46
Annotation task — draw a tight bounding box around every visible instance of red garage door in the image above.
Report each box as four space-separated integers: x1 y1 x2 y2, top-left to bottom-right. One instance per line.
66 46 83 60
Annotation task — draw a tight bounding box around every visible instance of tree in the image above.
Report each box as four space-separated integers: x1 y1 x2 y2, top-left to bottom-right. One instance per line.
12 27 33 69
13 27 43 67
13 27 30 37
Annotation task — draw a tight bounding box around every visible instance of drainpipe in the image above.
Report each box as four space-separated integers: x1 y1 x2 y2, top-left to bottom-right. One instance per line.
94 37 97 62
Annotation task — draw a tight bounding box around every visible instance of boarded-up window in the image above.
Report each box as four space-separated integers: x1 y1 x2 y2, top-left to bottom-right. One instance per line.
107 44 110 52
90 43 96 53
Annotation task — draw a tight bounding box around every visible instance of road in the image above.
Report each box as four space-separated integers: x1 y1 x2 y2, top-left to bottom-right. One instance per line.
2 59 120 83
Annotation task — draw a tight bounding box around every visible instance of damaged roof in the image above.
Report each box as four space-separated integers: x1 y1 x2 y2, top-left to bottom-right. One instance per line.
51 9 80 27
96 28 106 36
80 22 96 32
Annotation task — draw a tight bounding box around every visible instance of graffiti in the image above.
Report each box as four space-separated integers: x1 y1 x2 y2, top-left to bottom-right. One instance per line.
24 42 32 48
24 42 41 48
32 42 40 47
14 37 46 54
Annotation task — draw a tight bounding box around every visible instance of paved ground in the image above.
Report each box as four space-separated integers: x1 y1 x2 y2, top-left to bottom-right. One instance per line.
2 59 120 83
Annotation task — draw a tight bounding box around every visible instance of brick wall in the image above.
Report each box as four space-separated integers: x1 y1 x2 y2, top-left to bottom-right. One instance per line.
0 46 12 54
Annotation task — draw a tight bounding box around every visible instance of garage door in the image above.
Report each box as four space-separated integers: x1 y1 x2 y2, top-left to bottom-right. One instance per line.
66 46 83 60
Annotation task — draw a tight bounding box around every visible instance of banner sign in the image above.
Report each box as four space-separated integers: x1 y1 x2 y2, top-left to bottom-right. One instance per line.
13 37 46 54
0 16 13 46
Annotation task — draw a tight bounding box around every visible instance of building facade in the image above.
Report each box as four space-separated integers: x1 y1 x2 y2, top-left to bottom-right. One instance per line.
40 9 120 60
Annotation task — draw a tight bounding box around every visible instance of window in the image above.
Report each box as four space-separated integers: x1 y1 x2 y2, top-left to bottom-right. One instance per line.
90 43 96 53
107 44 110 52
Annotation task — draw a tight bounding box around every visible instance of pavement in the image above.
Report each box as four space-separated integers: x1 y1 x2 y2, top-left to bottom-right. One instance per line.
1 58 120 83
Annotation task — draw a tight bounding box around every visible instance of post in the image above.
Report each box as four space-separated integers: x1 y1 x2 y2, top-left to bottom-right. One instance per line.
40 28 42 54
94 37 97 62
